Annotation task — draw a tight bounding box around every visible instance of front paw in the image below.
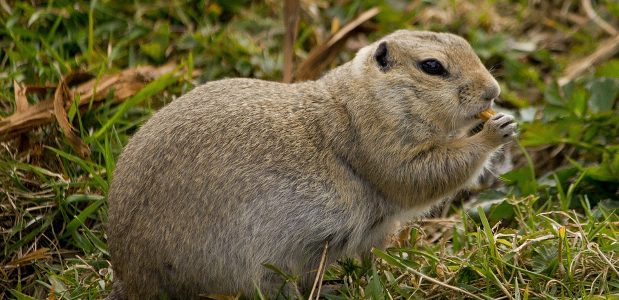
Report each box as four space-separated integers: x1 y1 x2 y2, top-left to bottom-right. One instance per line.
480 113 517 146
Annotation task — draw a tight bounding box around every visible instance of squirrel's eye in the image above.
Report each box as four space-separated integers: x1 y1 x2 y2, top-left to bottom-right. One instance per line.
419 59 447 76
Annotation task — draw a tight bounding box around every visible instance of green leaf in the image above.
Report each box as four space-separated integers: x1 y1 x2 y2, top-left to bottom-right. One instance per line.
595 59 619 78
140 21 171 63
372 248 402 268
262 263 296 281
583 295 619 300
365 266 385 300
477 206 499 262
140 42 164 62
452 225 463 252
469 30 507 60
216 0 251 13
9 289 38 300
6 215 55 254
455 266 479 283
45 147 108 190
519 122 563 146
567 85 587 117
502 166 537 195
586 77 619 113
489 201 515 222
585 151 619 182
61 197 105 240
544 82 563 106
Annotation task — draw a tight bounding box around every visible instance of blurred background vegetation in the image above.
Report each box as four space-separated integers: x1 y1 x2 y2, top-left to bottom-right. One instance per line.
1 0 618 299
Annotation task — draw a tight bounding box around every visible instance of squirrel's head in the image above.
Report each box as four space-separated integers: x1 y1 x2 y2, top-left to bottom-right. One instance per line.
351 30 499 134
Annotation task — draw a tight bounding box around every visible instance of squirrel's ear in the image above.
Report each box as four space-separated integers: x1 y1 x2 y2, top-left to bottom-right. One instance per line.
374 41 392 72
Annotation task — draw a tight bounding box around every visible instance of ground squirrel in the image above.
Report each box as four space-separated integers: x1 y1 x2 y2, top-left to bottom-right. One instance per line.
106 30 517 299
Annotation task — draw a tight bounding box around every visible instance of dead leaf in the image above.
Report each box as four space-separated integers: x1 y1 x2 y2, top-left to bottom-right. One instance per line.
7 247 51 267
48 286 56 300
53 75 91 158
0 63 183 143
24 85 56 96
295 7 380 82
13 80 28 113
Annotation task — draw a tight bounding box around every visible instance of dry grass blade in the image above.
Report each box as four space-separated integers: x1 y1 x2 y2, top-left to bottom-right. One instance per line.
283 0 300 83
295 7 380 81
53 76 91 158
400 260 483 300
588 243 619 277
0 63 179 140
558 34 619 86
509 234 555 253
6 247 51 267
308 241 328 300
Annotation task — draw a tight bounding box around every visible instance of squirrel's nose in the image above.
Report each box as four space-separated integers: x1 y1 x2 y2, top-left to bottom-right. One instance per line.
482 84 500 101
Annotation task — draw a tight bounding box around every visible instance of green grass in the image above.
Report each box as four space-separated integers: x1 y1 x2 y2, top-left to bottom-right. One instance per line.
1 0 618 299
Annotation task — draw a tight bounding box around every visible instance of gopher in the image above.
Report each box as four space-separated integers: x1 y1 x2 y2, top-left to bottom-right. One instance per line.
106 30 516 299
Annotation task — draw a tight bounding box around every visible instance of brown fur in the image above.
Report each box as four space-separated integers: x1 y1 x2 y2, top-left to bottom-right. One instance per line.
106 30 516 299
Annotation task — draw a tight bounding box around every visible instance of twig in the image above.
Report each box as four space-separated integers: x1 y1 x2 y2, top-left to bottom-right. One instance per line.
283 0 300 83
581 0 618 36
308 241 328 300
558 34 619 86
315 251 327 300
557 0 619 86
